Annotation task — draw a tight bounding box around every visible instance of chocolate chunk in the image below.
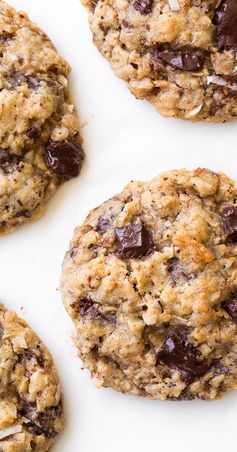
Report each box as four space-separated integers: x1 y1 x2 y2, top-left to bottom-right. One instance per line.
46 140 84 180
157 332 209 381
21 403 61 438
27 413 56 438
18 347 44 367
0 32 13 41
132 0 154 14
223 293 237 323
15 209 31 218
96 217 110 234
71 298 116 323
115 224 152 259
214 0 237 50
78 298 96 318
221 205 237 241
154 51 204 71
0 148 20 172
213 360 230 376
0 327 3 341
122 20 133 28
26 127 39 139
26 76 40 90
167 257 192 287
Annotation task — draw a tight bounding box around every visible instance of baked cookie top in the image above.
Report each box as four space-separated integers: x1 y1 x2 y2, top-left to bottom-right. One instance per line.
0 304 64 451
84 0 237 121
0 0 84 234
61 168 237 400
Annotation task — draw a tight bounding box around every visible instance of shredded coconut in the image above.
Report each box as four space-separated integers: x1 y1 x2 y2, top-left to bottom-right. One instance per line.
0 425 22 440
207 75 237 91
168 0 180 11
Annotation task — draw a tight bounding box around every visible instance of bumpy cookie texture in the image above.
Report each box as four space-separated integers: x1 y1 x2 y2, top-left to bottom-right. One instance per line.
83 0 237 121
0 304 64 451
61 168 237 400
0 1 84 234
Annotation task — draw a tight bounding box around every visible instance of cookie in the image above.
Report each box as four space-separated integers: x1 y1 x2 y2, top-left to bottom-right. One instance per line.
0 304 64 450
0 0 84 234
83 0 237 121
61 168 237 400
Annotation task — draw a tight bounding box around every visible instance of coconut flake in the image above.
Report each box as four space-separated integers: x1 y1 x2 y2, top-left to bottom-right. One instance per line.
168 0 180 10
207 75 237 91
188 104 203 117
0 425 22 440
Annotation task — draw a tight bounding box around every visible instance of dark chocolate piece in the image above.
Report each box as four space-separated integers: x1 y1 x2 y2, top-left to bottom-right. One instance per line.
46 140 84 180
157 332 209 381
221 205 237 241
154 51 204 71
214 0 237 50
132 0 154 14
96 217 110 234
26 127 40 139
223 293 237 323
115 224 152 259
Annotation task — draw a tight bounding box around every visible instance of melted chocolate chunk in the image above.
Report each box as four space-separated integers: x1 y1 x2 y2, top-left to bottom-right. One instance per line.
27 414 56 438
18 347 44 367
46 140 84 180
132 0 154 14
154 51 204 71
21 403 61 438
26 76 41 90
122 20 133 28
213 360 230 376
221 205 237 241
96 217 110 234
0 327 3 341
157 332 209 381
0 148 20 172
223 293 237 323
71 298 116 323
115 224 152 259
167 258 192 287
78 298 96 317
214 0 237 50
15 209 31 218
26 127 40 139
0 32 13 41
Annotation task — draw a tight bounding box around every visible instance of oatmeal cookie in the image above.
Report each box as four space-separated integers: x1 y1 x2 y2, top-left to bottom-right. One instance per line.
83 0 237 121
61 168 237 400
0 0 84 234
0 304 64 451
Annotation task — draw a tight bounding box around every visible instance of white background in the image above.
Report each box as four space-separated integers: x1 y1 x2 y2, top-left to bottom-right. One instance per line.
3 0 237 450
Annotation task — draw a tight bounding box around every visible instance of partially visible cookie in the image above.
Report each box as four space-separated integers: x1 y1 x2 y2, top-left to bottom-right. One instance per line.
0 0 84 234
83 0 237 121
61 168 237 400
0 304 64 451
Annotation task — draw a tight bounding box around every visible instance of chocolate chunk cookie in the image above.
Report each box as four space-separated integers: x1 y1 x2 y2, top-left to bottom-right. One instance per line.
0 304 64 450
61 168 237 400
0 1 84 234
83 0 237 121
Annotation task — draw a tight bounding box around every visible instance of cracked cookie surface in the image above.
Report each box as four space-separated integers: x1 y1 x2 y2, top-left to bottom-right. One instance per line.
0 0 84 234
0 304 64 451
83 0 237 121
61 168 237 400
